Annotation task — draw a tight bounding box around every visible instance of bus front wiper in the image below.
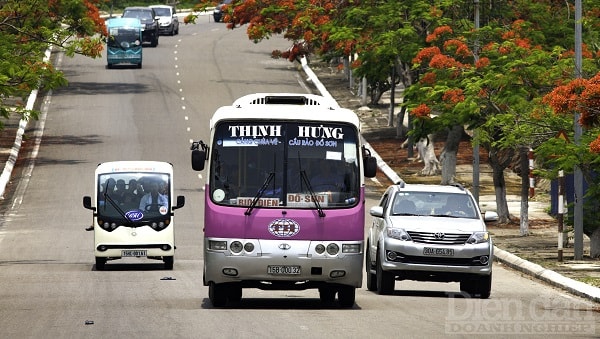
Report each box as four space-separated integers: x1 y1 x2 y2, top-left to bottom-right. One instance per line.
300 170 325 218
244 172 275 216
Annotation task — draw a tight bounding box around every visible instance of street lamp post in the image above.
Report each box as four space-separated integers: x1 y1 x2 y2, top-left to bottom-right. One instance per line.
573 0 584 260
472 0 480 203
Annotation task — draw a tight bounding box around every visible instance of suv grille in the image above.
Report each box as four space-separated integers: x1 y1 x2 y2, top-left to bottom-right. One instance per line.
407 231 470 245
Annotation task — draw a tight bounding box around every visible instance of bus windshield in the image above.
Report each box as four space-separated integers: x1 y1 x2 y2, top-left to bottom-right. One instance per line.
97 172 171 222
209 121 359 208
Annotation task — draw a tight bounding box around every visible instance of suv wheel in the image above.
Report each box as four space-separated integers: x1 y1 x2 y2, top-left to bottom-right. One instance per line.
365 247 377 291
460 273 491 299
376 249 395 295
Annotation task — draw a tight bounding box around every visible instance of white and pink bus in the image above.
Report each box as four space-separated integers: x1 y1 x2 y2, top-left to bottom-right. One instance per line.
191 93 377 307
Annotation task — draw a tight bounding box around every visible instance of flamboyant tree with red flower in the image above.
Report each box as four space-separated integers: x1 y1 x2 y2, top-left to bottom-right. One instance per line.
0 0 106 127
539 71 600 255
404 2 600 224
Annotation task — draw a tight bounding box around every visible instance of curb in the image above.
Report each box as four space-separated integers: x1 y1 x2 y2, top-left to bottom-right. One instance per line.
0 48 52 199
494 247 600 303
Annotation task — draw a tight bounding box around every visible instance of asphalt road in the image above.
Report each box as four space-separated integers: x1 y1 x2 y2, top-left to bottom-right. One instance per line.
0 14 598 338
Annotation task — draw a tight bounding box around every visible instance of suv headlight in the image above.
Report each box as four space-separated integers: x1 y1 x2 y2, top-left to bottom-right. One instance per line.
386 228 411 241
467 231 489 244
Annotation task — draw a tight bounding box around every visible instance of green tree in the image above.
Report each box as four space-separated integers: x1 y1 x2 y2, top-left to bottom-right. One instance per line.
0 0 105 128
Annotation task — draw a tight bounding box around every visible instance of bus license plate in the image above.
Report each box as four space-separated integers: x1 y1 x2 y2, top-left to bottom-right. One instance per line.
122 250 147 257
423 247 454 256
267 265 301 275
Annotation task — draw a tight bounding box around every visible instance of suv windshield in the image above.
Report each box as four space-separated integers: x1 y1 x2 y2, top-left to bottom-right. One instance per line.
392 191 478 218
123 9 153 21
210 121 360 208
152 7 172 16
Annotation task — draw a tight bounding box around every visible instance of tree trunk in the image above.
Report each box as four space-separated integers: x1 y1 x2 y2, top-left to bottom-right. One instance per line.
489 152 511 224
519 146 529 236
590 227 600 258
396 106 407 139
417 135 440 176
439 125 463 185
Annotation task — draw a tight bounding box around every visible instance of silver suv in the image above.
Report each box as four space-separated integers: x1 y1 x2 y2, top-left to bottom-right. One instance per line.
366 183 494 298
149 5 179 35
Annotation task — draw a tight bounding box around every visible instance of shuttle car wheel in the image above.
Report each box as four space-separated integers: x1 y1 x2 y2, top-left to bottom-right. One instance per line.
163 256 174 270
95 257 106 271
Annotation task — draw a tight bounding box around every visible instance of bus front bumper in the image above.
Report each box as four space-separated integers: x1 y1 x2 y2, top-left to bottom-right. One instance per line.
203 239 364 288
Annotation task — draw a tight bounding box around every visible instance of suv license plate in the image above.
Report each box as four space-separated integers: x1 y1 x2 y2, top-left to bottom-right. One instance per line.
122 250 147 257
267 265 301 275
423 247 454 256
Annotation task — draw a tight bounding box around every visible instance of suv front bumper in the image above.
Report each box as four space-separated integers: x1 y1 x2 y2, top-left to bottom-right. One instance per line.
381 238 493 276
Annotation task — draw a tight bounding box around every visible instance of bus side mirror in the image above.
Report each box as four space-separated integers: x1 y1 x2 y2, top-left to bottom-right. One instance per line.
191 149 206 171
363 156 377 178
362 145 377 178
173 195 185 210
83 196 95 211
191 140 208 171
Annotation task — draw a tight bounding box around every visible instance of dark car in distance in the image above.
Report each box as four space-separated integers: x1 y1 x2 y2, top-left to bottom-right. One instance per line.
122 7 159 47
213 0 233 22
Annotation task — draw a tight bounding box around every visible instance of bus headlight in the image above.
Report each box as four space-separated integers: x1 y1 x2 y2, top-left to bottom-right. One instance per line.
230 241 243 253
326 243 339 255
315 244 325 254
243 242 254 252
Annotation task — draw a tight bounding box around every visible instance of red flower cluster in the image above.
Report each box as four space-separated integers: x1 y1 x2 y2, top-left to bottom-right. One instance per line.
544 73 600 128
590 135 600 154
419 72 436 85
426 25 453 43
442 89 465 104
411 104 432 118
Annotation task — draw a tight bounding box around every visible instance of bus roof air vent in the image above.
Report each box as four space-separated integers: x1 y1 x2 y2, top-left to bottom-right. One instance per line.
232 93 339 109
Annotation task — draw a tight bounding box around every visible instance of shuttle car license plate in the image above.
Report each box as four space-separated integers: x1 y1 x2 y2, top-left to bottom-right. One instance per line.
423 247 454 256
121 250 147 257
267 265 301 275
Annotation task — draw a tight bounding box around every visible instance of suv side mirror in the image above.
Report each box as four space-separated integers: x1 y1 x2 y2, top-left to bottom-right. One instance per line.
369 206 384 217
483 211 498 222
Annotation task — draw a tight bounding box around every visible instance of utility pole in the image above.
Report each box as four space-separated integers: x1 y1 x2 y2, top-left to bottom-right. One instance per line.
573 0 584 260
472 0 480 203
